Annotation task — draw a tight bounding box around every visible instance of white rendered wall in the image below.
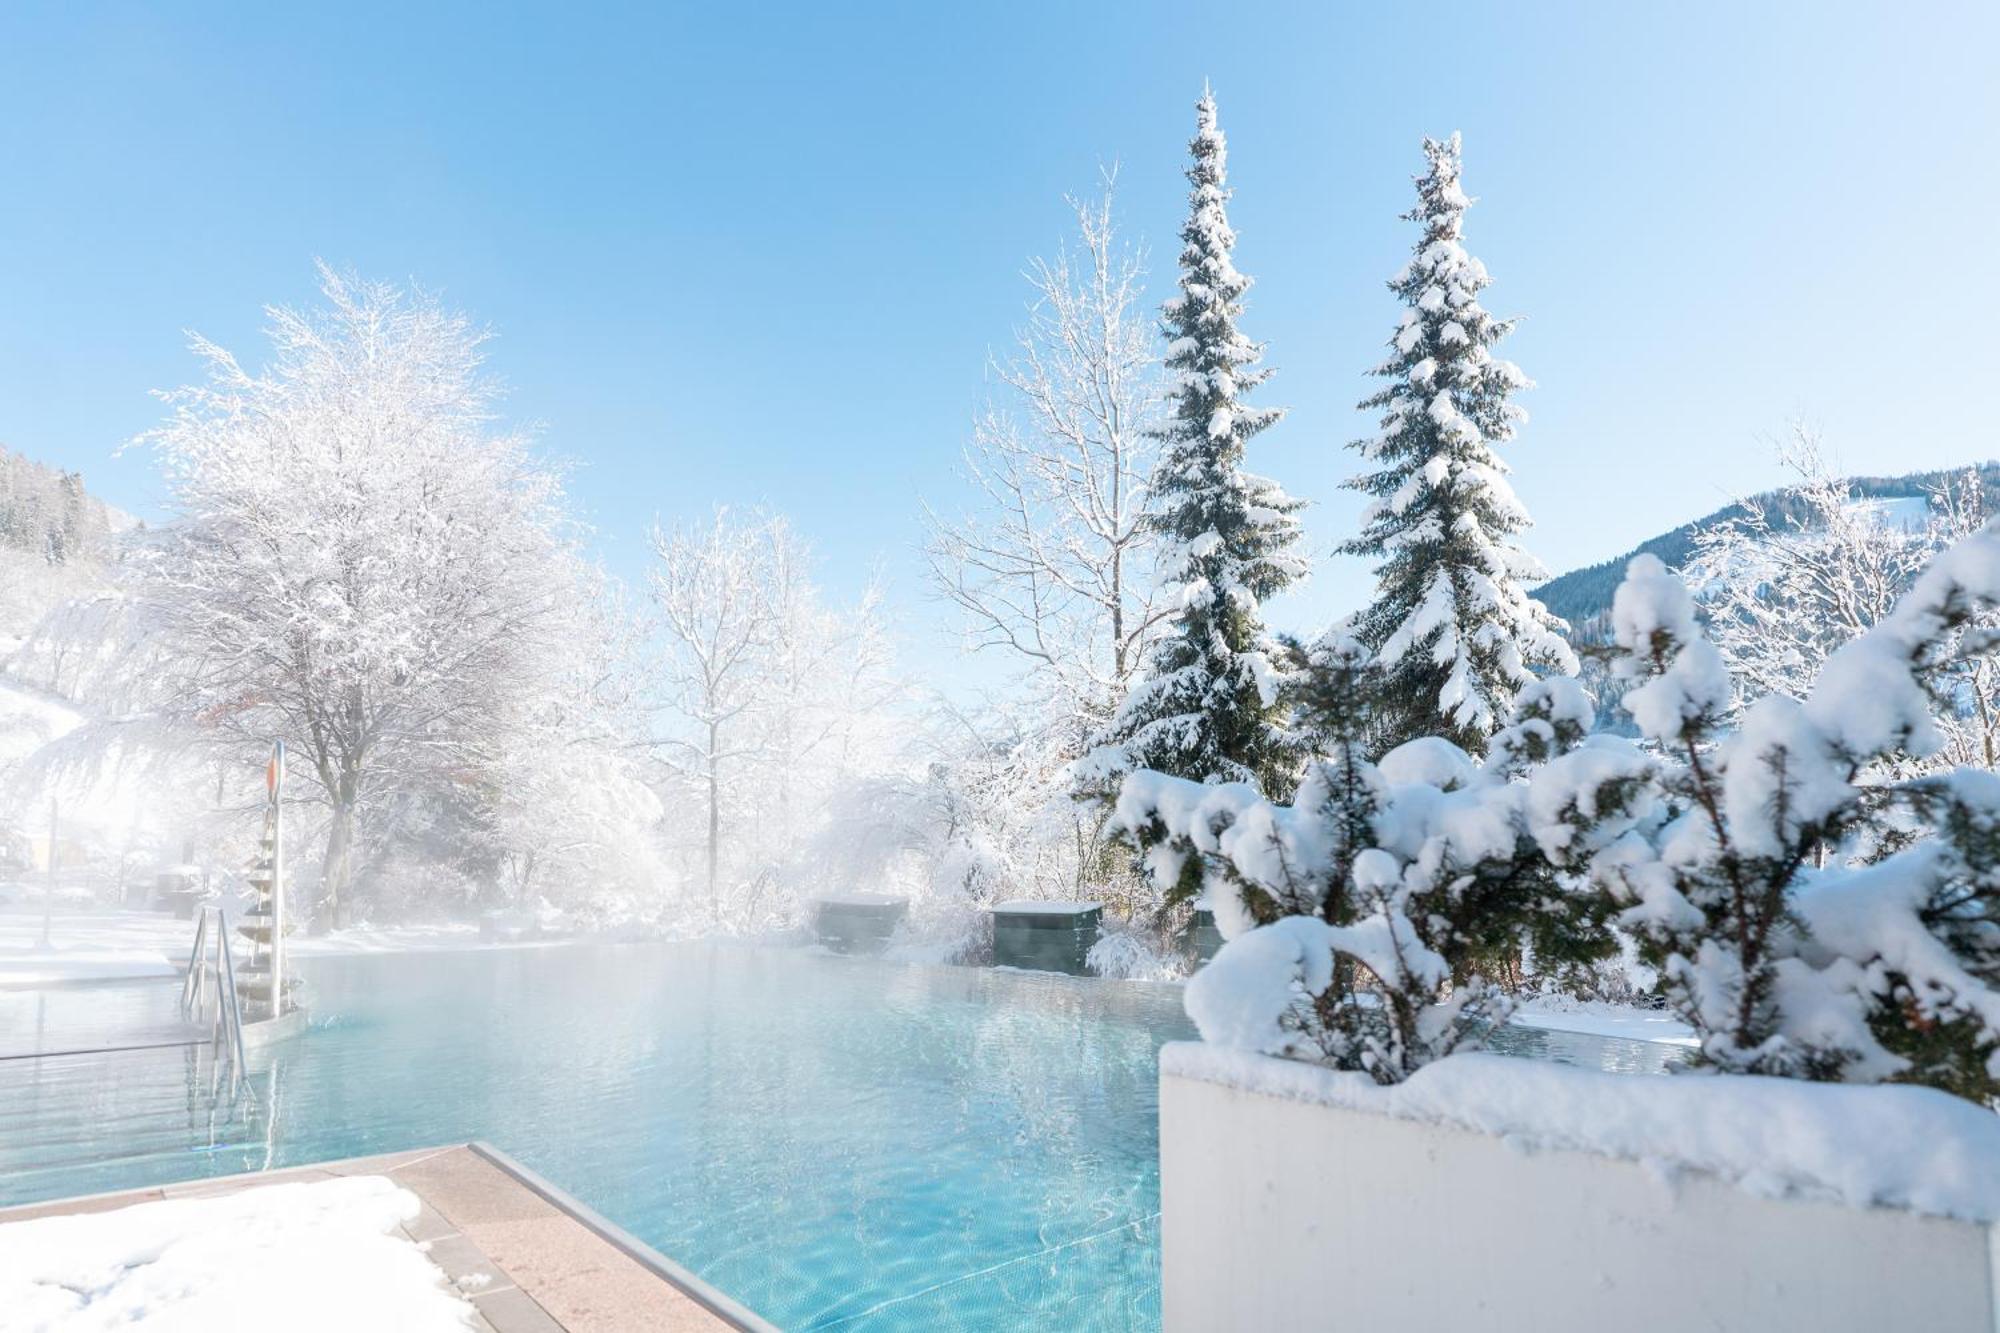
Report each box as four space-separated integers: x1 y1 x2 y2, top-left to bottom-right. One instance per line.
1161 1068 1998 1333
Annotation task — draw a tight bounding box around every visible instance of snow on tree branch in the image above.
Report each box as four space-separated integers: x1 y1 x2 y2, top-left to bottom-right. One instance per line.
137 264 584 928
1083 86 1305 801
1343 133 1573 754
1535 519 2000 1094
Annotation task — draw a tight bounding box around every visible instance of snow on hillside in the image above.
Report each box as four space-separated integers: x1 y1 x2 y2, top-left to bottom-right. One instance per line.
1533 462 1997 625
1846 493 1932 532
0 674 83 767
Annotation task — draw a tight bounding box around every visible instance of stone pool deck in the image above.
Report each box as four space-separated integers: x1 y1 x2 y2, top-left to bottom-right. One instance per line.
0 1142 777 1333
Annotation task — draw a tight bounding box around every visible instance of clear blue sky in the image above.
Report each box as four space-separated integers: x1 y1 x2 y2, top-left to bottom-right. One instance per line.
2 1 1995 680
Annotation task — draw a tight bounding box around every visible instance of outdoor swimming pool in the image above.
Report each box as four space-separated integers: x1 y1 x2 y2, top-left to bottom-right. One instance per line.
0 944 1683 1330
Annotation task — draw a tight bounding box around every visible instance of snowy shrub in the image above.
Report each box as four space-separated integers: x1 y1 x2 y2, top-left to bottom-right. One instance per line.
1086 921 1187 981
1114 642 1609 1083
1532 528 2000 1097
783 762 1052 961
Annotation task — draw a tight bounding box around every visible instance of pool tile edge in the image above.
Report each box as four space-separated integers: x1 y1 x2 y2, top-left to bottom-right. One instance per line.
467 1140 783 1333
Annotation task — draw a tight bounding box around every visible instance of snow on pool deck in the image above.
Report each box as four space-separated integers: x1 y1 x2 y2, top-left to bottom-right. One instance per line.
0 1144 759 1332
0 905 191 987
0 1174 475 1331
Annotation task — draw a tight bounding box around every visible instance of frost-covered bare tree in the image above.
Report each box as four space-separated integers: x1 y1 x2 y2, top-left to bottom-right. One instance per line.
1686 428 1933 703
139 264 580 928
649 510 779 916
752 539 899 838
1684 427 1998 770
922 177 1167 739
1929 470 2000 770
648 509 900 923
486 573 663 913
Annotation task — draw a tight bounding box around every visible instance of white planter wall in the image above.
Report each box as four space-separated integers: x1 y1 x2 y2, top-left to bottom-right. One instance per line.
1161 1066 2000 1333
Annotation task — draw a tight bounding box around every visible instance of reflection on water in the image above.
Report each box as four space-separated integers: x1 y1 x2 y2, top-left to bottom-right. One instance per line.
0 944 1687 1331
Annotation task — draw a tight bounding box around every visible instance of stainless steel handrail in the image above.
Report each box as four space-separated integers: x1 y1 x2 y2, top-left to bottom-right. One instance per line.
179 908 210 1015
215 909 250 1095
180 905 250 1099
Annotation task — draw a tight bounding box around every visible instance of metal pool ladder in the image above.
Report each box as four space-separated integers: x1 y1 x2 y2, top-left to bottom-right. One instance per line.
181 906 251 1100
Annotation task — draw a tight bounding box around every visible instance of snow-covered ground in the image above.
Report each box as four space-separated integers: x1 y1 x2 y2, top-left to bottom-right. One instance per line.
0 675 85 767
1512 994 1697 1047
0 904 195 987
0 1175 477 1331
0 903 569 989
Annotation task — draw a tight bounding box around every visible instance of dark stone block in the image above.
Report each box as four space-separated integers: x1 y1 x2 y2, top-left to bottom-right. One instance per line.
1183 907 1224 964
814 895 908 955
990 901 1102 975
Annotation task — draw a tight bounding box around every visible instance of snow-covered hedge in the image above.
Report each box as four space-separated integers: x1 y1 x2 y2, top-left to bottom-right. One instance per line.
1115 636 1610 1083
1118 518 2000 1102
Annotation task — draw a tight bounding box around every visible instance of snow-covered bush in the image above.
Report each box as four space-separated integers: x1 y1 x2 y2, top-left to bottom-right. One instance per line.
1113 642 1608 1083
1120 515 2000 1104
1086 921 1185 981
1532 529 2000 1097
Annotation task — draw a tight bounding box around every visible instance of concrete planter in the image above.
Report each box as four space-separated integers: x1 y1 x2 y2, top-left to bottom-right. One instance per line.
1161 1053 2000 1332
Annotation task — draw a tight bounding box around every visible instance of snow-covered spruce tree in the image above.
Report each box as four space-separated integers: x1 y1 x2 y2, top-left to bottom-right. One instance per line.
1083 86 1305 803
1112 668 1610 1084
1529 535 2000 1098
1342 133 1573 756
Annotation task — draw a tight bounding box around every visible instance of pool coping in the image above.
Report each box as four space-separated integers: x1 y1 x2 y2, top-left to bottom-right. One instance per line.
0 1142 781 1333
467 1141 780 1333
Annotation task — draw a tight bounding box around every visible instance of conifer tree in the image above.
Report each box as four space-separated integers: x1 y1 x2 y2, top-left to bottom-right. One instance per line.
1342 133 1573 755
1085 85 1305 795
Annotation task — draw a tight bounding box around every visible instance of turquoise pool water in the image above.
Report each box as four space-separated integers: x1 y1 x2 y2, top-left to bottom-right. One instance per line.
0 944 1681 1330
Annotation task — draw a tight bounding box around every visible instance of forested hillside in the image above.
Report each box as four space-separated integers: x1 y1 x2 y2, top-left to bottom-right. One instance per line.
0 445 125 566
1534 462 2000 624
